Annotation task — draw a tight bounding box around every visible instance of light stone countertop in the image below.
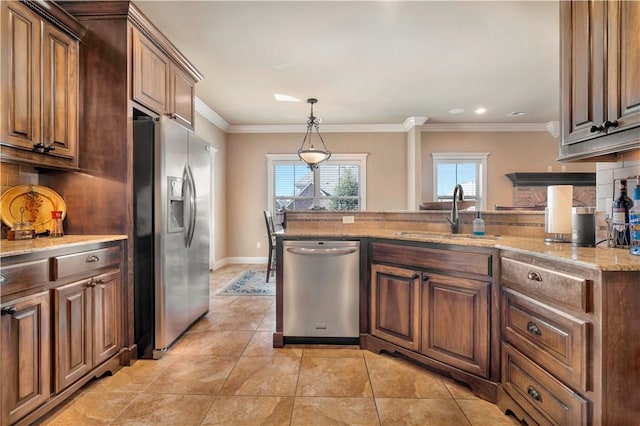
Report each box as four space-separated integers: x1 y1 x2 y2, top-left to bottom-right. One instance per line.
0 235 128 258
279 229 640 272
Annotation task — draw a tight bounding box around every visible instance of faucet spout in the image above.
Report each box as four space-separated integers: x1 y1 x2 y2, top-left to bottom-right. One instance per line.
447 184 464 234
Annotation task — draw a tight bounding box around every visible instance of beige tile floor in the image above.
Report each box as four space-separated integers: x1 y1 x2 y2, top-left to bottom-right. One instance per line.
37 264 521 426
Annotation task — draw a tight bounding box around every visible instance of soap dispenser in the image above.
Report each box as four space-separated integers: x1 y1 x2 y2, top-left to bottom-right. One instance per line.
472 212 485 236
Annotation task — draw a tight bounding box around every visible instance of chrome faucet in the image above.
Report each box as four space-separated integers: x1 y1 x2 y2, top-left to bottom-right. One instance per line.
446 184 464 234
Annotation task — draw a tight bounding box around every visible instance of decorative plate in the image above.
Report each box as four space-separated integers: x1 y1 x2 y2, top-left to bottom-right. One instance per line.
0 185 67 234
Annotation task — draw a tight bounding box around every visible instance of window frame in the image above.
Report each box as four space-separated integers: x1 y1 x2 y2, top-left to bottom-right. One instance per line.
431 152 489 210
266 153 368 212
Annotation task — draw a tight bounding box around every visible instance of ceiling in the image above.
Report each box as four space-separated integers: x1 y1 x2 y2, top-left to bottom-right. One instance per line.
134 1 560 128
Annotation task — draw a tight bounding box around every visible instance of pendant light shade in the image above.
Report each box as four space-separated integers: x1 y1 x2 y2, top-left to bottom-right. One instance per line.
298 98 331 170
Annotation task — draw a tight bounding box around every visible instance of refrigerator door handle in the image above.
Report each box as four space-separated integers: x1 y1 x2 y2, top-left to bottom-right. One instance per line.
186 165 197 248
182 167 191 248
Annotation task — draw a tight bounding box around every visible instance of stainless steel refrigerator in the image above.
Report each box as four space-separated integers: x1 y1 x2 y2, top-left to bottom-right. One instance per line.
133 114 211 359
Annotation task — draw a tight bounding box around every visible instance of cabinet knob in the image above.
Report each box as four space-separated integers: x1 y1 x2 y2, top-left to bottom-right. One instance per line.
87 279 96 288
526 321 542 336
94 278 105 285
422 275 430 281
527 271 543 282
603 120 619 130
0 273 5 284
527 385 542 402
168 112 177 119
86 255 99 263
1 307 17 315
589 125 604 133
412 273 420 280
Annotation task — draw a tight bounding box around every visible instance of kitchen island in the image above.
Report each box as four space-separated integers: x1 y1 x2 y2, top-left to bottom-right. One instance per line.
274 213 639 424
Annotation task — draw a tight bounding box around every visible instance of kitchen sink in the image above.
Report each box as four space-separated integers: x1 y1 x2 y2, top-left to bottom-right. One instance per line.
394 231 501 241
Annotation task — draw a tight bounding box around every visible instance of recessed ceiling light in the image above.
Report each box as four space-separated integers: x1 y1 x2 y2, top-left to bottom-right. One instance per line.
475 107 486 114
507 111 528 117
449 108 464 114
273 93 301 102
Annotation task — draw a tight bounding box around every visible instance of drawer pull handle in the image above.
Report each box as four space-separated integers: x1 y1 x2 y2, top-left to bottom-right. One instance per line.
527 386 542 402
527 271 543 282
1 307 17 315
0 273 6 284
527 321 542 336
86 255 100 263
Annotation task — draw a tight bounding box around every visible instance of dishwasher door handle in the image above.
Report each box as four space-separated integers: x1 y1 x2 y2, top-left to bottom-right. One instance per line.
286 247 358 256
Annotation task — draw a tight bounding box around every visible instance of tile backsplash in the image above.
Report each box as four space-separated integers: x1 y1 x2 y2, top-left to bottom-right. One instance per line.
596 148 640 213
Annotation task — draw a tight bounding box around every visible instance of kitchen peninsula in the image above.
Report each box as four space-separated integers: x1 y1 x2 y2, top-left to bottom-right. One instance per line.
274 211 640 425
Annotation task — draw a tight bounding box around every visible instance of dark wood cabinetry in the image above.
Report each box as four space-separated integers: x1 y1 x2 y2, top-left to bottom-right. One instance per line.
0 0 82 169
1 292 50 426
498 251 640 425
132 26 169 116
366 241 498 402
131 23 197 130
421 273 490 378
370 264 420 351
53 269 121 392
560 0 640 161
0 239 126 425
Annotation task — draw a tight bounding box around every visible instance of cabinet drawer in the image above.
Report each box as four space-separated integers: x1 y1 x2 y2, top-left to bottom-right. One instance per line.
501 257 590 312
0 259 49 297
51 247 120 281
502 343 588 426
502 288 589 391
372 242 492 277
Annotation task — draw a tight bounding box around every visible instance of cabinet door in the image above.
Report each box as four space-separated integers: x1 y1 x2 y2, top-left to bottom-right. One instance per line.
370 264 420 351
1 1 41 151
1 292 50 426
53 279 92 392
42 22 78 160
606 0 640 136
560 0 606 146
132 27 169 114
421 273 490 378
92 270 122 366
169 63 196 130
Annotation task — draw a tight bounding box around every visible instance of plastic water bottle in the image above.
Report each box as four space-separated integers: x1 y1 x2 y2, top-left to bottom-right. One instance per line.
630 177 640 255
472 212 485 236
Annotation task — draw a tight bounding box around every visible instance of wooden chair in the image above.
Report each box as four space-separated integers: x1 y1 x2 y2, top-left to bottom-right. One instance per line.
263 211 277 282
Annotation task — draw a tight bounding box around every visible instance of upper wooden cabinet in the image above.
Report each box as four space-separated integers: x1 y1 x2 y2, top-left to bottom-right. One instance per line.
0 0 82 169
131 24 198 130
132 26 169 115
559 0 640 161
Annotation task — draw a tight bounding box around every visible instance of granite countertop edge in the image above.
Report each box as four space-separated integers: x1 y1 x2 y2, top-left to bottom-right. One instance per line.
0 235 128 258
279 230 640 272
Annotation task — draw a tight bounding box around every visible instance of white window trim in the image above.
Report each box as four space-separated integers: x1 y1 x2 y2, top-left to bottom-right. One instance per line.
431 152 489 210
266 153 368 212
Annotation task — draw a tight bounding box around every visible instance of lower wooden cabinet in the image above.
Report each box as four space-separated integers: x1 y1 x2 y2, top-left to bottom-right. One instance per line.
368 241 498 401
421 273 490 378
53 270 121 392
370 264 420 351
0 239 126 425
1 292 51 426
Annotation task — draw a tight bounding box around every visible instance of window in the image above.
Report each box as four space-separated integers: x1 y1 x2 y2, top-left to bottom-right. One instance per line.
432 153 488 210
267 154 367 212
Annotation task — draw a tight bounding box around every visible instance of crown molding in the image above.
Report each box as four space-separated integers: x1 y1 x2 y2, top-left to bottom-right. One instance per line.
226 121 554 134
227 123 406 134
422 122 550 132
195 97 230 131
403 116 429 130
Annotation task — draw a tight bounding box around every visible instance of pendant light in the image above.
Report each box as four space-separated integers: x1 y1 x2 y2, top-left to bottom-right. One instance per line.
298 98 331 170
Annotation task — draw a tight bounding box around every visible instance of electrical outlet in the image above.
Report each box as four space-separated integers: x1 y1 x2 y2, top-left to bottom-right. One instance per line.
342 216 355 224
256 242 261 249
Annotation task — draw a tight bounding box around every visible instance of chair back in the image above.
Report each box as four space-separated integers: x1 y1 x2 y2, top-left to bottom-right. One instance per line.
264 210 276 238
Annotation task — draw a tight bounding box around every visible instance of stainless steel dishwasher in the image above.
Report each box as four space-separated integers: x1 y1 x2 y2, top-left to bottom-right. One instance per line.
283 240 360 343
